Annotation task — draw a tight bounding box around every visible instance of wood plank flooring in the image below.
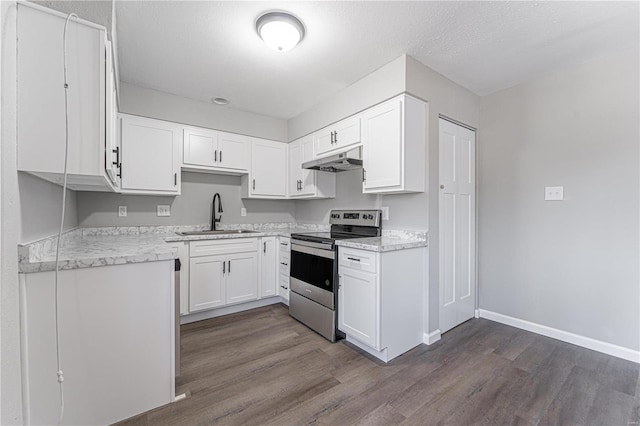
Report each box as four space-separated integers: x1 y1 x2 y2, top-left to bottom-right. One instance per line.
116 304 640 425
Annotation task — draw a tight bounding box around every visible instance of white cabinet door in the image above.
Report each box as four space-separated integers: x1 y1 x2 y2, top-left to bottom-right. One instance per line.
362 98 403 191
226 253 259 304
189 256 225 312
260 237 277 298
183 128 217 167
249 139 287 197
218 132 249 171
120 115 181 194
314 126 335 157
299 136 316 196
315 116 361 157
288 140 303 197
105 41 120 188
339 267 379 349
17 4 114 191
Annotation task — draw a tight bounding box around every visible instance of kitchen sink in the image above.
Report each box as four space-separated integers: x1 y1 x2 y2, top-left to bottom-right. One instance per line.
176 230 260 236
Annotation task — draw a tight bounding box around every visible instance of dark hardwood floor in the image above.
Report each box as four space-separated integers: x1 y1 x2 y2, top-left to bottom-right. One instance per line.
116 304 640 425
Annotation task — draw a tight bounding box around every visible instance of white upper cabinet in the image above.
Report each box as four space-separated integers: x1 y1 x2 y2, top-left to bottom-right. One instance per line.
362 95 426 194
314 115 362 157
183 128 217 167
288 135 336 199
105 40 121 188
119 114 181 195
218 132 250 171
17 3 116 192
242 138 287 199
183 127 249 173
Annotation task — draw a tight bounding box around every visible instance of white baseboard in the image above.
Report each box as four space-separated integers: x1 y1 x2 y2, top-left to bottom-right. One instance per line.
474 309 480 318
478 309 640 364
423 329 442 345
180 297 282 325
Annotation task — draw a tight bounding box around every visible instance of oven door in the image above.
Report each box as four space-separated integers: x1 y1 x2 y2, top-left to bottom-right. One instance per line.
290 241 336 308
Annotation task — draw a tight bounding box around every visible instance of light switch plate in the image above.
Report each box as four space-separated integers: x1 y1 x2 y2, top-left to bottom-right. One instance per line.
381 206 390 220
118 206 127 217
545 186 564 201
157 205 171 217
241 208 247 217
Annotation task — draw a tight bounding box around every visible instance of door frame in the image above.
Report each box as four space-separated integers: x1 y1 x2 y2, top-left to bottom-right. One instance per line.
437 114 479 333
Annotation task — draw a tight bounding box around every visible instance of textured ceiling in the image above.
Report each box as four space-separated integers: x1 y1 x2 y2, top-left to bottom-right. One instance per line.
115 1 639 119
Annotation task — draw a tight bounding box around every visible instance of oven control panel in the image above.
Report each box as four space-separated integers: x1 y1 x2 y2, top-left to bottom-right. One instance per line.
329 210 381 227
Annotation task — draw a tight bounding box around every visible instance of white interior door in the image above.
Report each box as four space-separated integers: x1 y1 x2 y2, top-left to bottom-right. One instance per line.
439 118 476 334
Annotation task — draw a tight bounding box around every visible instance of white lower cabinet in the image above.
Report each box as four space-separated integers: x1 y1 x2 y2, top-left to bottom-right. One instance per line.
189 255 226 312
339 267 379 348
278 237 291 303
338 246 426 362
188 238 259 312
260 237 278 298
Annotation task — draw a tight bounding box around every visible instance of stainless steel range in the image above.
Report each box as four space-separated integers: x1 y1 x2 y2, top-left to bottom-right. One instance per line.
289 209 382 342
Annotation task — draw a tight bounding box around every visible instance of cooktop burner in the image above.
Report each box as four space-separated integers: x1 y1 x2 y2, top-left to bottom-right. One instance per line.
291 210 382 244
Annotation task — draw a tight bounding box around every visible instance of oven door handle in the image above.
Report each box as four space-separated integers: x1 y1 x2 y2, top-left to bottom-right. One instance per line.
291 243 335 259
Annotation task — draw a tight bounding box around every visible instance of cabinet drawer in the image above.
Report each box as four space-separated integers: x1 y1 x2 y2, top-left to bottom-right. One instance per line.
279 257 290 275
339 248 377 274
279 275 290 289
190 238 258 257
279 238 290 253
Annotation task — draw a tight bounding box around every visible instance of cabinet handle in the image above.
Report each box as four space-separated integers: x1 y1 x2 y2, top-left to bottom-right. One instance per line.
223 261 226 274
347 257 361 262
263 241 266 253
280 262 288 266
174 173 177 186
253 179 256 190
228 260 231 274
330 131 333 144
112 146 119 166
334 131 338 143
215 150 217 163
220 151 223 163
362 168 366 182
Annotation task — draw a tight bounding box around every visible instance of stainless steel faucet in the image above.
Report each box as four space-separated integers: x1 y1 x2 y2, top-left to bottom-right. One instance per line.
211 193 223 231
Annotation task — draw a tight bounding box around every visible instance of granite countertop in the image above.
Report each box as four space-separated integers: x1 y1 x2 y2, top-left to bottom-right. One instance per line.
336 230 428 253
18 224 327 273
19 224 426 272
18 233 178 273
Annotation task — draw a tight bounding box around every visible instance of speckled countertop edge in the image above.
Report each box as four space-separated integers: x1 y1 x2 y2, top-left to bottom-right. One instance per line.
19 224 425 272
18 223 328 273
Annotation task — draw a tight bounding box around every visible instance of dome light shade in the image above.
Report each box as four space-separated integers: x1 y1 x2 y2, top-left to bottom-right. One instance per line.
256 12 305 52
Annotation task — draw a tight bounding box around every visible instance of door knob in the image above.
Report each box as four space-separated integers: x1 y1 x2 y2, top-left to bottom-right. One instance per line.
440 185 445 189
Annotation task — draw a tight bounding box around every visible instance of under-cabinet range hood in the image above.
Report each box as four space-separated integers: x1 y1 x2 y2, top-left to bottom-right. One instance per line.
302 147 362 172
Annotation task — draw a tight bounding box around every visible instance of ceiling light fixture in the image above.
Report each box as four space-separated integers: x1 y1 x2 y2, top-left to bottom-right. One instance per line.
256 11 305 52
211 97 230 105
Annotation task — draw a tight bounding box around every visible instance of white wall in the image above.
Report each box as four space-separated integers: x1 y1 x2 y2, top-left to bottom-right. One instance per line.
77 172 296 227
478 48 640 351
1 1 24 423
119 82 288 141
19 172 78 243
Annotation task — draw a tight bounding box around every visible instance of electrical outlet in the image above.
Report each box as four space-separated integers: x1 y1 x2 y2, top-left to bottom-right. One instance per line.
544 186 564 201
157 205 171 217
241 208 247 217
381 206 390 220
118 206 127 217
